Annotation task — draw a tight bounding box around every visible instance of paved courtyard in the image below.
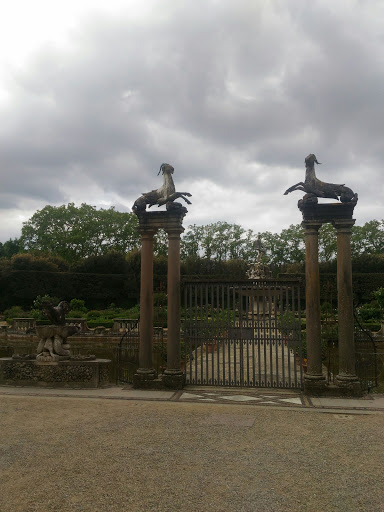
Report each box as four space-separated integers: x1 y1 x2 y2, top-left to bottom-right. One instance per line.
0 386 383 512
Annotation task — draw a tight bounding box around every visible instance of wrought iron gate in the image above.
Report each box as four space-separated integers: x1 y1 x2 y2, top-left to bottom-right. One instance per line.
117 319 140 384
183 280 303 388
116 321 166 384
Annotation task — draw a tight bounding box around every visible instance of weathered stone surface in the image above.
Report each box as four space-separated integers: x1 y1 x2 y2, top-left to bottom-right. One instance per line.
285 154 358 205
0 358 111 388
132 163 191 212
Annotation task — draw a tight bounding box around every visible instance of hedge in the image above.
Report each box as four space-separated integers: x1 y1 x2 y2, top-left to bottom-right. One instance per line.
0 270 140 310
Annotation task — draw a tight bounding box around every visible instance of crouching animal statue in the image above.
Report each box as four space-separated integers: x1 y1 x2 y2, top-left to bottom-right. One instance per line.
132 163 192 212
284 154 358 205
36 300 79 361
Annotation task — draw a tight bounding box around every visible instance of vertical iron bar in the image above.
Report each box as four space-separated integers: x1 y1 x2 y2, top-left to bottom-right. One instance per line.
228 284 232 386
246 286 250 386
257 283 261 385
233 284 237 386
268 283 273 386
297 283 303 388
273 282 279 387
251 284 256 387
211 284 214 385
297 283 303 389
280 284 285 387
200 283 203 384
263 283 267 386
292 285 298 388
239 285 244 387
285 285 291 388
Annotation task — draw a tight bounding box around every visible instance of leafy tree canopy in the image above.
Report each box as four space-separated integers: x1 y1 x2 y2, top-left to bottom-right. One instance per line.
20 203 140 262
15 202 384 268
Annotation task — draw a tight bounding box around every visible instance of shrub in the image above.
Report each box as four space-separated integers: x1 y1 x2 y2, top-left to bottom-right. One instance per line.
357 302 381 322
87 310 102 320
3 305 28 322
69 298 87 313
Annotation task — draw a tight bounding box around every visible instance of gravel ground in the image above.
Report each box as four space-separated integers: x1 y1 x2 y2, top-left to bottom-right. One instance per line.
0 395 383 512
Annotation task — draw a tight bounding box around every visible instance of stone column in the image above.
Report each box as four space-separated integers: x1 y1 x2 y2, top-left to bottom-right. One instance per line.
163 226 184 389
302 220 326 392
333 219 360 391
135 228 157 382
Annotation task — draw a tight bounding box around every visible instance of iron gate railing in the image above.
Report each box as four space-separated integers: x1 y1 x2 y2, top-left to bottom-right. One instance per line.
116 321 167 384
117 319 140 384
182 279 303 388
323 304 379 392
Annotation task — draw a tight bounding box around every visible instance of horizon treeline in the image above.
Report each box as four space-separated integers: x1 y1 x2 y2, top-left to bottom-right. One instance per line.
0 203 384 272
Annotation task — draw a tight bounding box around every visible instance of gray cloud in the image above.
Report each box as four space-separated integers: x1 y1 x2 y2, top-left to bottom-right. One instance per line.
1 0 383 241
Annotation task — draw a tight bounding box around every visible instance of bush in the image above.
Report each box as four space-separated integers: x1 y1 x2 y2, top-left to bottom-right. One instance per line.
67 310 86 319
357 302 381 322
11 254 60 272
69 298 87 313
72 250 128 274
87 310 102 320
3 305 28 322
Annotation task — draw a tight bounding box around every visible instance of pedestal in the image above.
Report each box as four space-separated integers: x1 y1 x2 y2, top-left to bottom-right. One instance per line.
300 202 361 396
0 358 111 388
133 206 187 389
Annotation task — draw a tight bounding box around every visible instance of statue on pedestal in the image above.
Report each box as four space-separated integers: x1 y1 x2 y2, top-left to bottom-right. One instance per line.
132 163 192 212
284 154 358 205
246 237 272 280
35 301 79 362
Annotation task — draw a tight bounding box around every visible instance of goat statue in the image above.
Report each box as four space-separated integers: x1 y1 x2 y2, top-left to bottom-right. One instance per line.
132 163 192 212
284 154 358 205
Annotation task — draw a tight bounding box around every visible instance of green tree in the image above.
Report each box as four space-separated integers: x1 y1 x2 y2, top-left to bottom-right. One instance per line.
260 225 305 267
318 224 337 262
0 238 21 258
20 203 140 262
351 220 384 257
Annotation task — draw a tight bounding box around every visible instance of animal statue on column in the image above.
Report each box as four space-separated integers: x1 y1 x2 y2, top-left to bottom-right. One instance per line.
132 163 192 212
284 154 358 205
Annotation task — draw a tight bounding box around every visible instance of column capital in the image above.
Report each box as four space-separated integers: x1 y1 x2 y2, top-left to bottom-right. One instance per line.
302 220 323 233
164 226 184 238
332 218 356 234
138 228 158 239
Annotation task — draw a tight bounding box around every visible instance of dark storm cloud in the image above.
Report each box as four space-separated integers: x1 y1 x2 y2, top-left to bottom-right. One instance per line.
0 0 383 239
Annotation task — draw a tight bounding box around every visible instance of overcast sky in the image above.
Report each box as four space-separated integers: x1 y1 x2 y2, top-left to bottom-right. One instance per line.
1 0 384 242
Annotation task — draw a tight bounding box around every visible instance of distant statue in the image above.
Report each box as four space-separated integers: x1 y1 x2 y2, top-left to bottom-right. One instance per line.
36 300 79 362
41 300 69 325
284 154 358 205
247 236 272 280
132 163 192 213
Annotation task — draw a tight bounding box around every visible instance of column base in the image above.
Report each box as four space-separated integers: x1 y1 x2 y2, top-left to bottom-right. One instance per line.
304 373 363 397
162 369 185 390
304 373 327 396
133 368 158 389
335 373 362 396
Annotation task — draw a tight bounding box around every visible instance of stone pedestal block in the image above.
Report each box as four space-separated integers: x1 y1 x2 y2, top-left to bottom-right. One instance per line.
0 358 110 388
162 370 185 390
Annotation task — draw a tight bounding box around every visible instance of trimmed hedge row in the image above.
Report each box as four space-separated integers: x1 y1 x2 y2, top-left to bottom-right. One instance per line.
280 273 384 305
2 268 384 311
0 270 141 310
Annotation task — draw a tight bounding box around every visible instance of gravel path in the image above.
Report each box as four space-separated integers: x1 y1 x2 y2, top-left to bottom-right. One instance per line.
0 395 383 512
